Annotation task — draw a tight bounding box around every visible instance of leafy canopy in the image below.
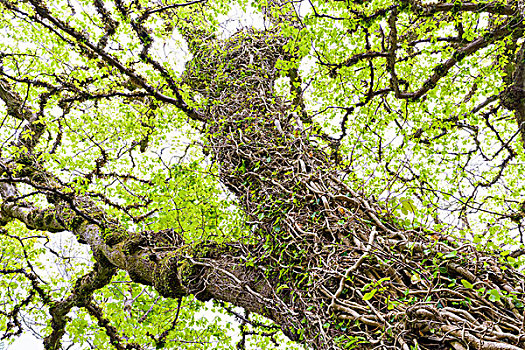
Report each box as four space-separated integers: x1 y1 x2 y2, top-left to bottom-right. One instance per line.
0 0 525 349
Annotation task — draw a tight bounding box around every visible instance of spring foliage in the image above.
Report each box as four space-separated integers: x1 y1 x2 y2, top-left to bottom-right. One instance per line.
1 1 525 349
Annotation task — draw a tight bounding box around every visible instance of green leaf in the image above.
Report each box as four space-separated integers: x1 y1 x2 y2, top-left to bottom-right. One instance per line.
443 251 457 259
460 279 473 289
411 273 421 284
363 289 377 301
488 289 502 302
276 284 289 293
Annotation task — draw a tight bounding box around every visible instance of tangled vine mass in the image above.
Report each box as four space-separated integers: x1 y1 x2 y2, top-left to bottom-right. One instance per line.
181 26 525 349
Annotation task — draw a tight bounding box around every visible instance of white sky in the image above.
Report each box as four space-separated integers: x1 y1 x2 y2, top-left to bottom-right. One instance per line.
5 334 42 350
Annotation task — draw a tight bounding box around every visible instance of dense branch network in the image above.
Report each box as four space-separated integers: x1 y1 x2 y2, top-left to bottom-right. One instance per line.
0 1 525 350
177 22 525 349
307 0 525 239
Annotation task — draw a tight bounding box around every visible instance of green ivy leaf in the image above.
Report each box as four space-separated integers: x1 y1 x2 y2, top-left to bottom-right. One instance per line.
363 289 377 301
460 279 473 289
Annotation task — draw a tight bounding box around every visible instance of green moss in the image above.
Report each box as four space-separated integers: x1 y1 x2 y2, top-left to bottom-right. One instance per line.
43 211 56 226
102 227 128 246
153 253 187 298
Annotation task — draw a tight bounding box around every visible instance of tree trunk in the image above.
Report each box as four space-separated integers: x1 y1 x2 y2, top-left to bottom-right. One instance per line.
167 27 524 349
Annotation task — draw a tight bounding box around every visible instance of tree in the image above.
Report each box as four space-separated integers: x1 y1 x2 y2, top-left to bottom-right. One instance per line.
1 0 525 349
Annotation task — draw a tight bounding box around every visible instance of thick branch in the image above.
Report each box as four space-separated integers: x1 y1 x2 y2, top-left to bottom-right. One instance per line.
44 261 117 350
0 77 45 151
500 41 525 148
388 14 518 100
0 0 203 121
406 1 519 16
